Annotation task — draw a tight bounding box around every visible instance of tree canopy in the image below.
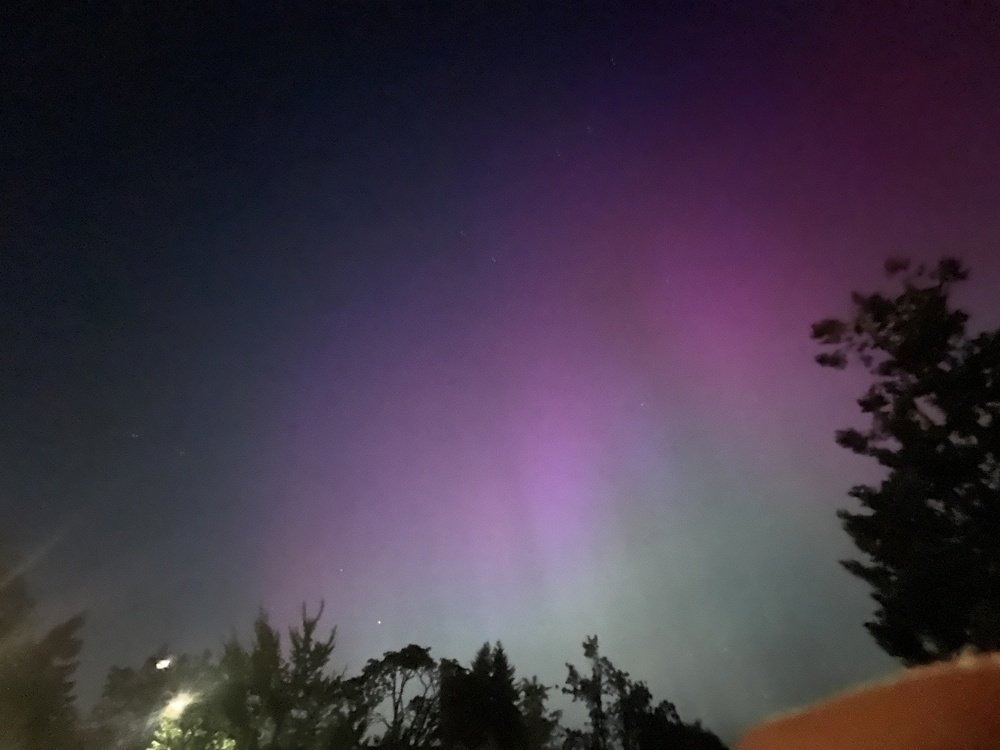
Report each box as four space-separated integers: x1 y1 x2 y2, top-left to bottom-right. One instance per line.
439 642 529 750
0 548 729 750
81 622 730 750
813 257 1000 664
562 636 727 750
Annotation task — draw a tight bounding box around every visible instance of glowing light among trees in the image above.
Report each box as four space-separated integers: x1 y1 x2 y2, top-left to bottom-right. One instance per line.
161 691 195 721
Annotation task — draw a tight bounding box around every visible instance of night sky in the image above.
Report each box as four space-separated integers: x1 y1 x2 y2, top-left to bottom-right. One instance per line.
3 1 1000 743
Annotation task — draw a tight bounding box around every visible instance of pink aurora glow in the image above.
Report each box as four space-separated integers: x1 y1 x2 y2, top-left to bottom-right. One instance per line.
247 4 1000 733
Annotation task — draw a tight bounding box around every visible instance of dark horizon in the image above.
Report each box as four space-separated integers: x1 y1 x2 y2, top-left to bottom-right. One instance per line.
4 1 1000 742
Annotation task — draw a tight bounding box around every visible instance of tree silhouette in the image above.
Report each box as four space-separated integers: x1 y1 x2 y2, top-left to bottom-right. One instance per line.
148 718 235 750
214 605 360 750
96 604 359 750
0 544 85 750
517 676 561 750
562 637 726 750
354 644 438 750
813 257 1000 664
439 642 529 750
88 648 217 750
563 637 610 750
88 604 729 750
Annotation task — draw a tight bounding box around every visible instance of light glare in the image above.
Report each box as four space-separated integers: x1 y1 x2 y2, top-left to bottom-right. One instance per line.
163 691 195 719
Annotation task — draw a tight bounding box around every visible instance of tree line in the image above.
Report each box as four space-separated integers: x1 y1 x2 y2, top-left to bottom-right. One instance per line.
3 256 997 749
0 571 727 750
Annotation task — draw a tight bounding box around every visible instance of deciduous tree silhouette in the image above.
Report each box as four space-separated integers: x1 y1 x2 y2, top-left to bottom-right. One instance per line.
517 676 561 750
813 258 1000 665
354 644 438 750
563 637 726 750
563 637 610 750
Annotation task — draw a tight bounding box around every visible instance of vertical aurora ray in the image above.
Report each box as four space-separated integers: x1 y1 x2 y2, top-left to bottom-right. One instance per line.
257 238 653 662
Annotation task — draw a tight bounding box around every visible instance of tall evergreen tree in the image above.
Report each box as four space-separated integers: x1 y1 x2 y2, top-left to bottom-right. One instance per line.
0 544 85 750
813 258 1000 664
439 642 528 750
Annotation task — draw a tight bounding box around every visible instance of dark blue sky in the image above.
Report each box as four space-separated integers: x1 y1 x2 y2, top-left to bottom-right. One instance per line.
4 2 1000 742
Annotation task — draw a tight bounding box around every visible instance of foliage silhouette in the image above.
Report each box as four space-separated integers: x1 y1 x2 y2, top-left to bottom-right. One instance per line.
563 636 727 750
439 642 530 750
813 258 1000 664
353 644 439 749
0 543 85 750
87 616 727 750
517 676 561 750
88 648 217 750
212 604 361 750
